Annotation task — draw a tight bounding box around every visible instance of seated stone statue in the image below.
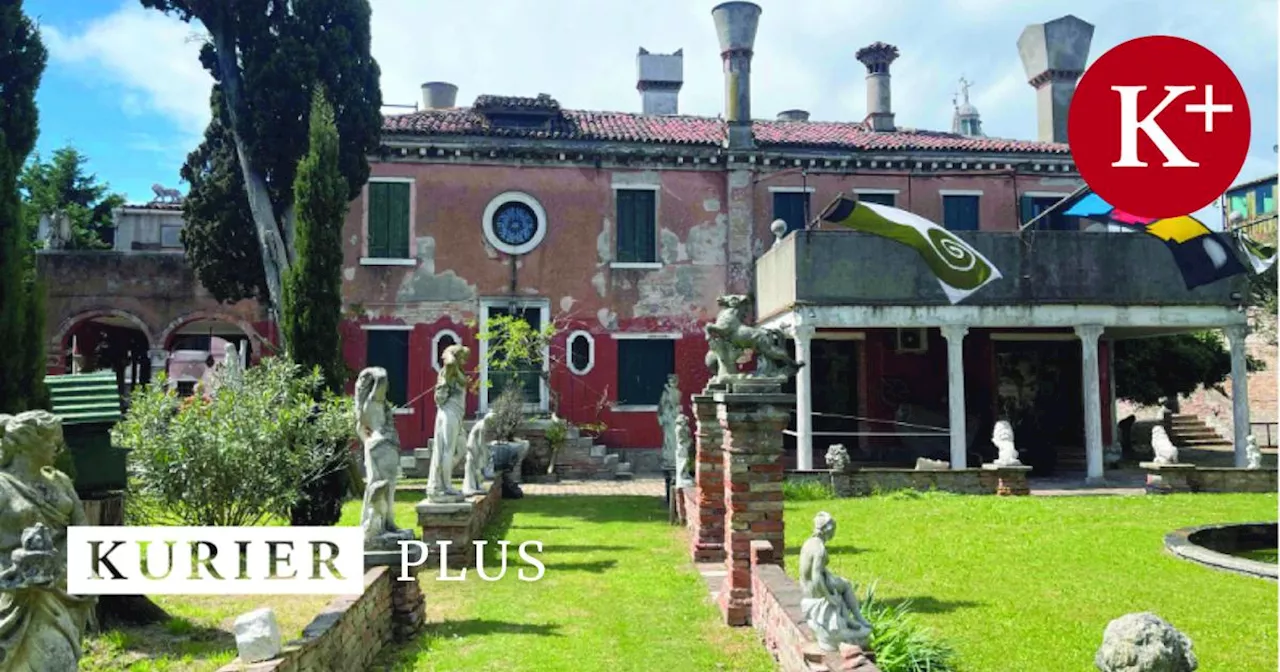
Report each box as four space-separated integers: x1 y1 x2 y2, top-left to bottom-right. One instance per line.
1245 435 1262 470
799 511 872 651
825 444 851 472
1150 426 1179 465
991 420 1022 467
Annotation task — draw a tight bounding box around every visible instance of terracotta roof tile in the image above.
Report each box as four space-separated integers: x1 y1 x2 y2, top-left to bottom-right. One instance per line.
381 107 1069 155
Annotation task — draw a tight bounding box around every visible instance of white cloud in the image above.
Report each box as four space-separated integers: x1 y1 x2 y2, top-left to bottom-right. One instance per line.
37 0 1278 186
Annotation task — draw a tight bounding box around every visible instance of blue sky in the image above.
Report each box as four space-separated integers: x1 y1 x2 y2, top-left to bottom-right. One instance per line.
24 0 1279 227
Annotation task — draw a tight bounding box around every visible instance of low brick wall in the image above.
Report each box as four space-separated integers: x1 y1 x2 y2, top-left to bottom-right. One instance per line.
219 567 395 672
788 469 999 497
416 473 504 568
749 541 881 672
1189 467 1278 493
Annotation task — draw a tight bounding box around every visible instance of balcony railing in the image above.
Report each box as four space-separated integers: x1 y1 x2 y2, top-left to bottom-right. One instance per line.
756 229 1246 319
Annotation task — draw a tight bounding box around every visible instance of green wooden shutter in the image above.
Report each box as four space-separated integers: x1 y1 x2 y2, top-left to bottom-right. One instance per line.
616 340 674 405
368 183 389 257
616 190 656 262
772 193 808 234
1019 195 1034 226
366 331 409 406
388 182 411 258
944 196 979 231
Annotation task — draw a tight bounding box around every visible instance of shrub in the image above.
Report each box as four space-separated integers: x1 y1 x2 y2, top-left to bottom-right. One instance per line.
782 479 836 501
488 386 526 442
861 583 958 672
112 357 353 526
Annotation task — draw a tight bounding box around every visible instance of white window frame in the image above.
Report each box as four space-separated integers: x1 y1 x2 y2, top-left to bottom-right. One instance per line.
611 183 662 270
767 186 816 193
360 323 416 414
362 177 417 266
566 330 596 375
482 191 548 256
611 332 681 412
939 190 983 230
431 328 462 373
478 297 551 413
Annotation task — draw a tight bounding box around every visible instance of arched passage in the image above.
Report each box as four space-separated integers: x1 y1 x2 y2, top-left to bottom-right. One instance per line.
158 313 263 396
52 309 155 391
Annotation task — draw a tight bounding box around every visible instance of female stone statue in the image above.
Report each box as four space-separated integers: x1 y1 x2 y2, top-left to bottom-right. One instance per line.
0 411 97 671
462 411 494 496
355 368 413 549
427 345 471 502
657 375 681 469
799 511 871 651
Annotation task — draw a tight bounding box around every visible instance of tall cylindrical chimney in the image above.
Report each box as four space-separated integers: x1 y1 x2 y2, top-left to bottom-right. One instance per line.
855 43 899 132
711 2 762 149
777 109 810 122
421 82 458 110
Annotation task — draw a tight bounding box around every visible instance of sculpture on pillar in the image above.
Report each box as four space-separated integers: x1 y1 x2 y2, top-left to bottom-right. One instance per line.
1245 435 1262 470
658 375 682 469
704 294 803 383
674 414 694 488
799 511 872 651
355 368 414 550
990 420 1022 467
825 444 851 472
0 412 97 670
426 345 471 503
462 411 494 495
1150 426 1179 465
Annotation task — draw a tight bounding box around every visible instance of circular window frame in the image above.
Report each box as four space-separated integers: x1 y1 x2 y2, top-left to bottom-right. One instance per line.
482 191 548 256
432 329 462 373
566 330 595 376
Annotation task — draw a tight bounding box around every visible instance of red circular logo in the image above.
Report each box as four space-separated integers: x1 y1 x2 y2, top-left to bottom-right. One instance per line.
1068 35 1251 219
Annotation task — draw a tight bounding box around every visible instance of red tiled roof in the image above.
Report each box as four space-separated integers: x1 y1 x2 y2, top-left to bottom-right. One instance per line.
382 107 1069 155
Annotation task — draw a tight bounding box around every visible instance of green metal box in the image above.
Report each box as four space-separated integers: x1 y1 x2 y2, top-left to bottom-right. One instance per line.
46 371 130 496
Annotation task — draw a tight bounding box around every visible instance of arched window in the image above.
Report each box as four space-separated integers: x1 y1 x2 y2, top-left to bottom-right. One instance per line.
567 330 595 375
432 329 461 372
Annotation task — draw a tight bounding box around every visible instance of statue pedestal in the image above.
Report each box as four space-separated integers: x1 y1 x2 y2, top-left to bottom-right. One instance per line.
1140 462 1196 495
715 382 793 627
691 392 726 563
415 475 504 568
982 464 1032 496
364 545 427 640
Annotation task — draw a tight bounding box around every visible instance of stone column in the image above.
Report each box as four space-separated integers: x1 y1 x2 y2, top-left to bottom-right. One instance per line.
717 381 792 627
1226 324 1251 468
793 323 816 470
940 325 968 469
1107 338 1119 448
691 392 726 563
1076 324 1105 483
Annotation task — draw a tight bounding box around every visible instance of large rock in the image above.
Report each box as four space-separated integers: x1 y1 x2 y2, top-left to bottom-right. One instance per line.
234 608 283 664
1095 612 1197 672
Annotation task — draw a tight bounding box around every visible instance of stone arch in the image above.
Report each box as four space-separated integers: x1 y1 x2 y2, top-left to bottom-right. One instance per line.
52 309 155 350
158 311 264 352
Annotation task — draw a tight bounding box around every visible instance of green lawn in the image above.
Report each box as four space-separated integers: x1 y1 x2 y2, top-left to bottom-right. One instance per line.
783 491 1279 672
346 492 774 672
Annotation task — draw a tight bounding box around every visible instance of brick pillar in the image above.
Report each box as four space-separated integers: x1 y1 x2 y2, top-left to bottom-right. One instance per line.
691 392 726 563
390 570 426 641
717 383 792 626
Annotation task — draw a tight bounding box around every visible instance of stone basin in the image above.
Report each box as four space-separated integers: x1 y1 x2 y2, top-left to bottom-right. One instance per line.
1164 521 1278 581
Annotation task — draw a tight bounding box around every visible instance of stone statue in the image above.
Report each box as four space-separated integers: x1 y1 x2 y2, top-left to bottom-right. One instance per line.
151 183 183 203
704 294 803 383
1245 434 1262 469
770 218 788 249
799 511 872 651
462 411 494 496
355 368 413 550
426 344 470 503
0 412 97 670
1104 440 1123 467
991 420 1022 467
674 414 693 488
658 374 681 468
1095 612 1197 672
1151 426 1179 465
825 444 851 472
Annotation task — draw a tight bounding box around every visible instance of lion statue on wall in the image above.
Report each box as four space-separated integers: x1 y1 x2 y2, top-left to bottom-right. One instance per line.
704 294 803 383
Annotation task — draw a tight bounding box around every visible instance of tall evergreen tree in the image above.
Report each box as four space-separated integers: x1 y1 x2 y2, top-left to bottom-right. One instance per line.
0 0 48 413
282 88 347 394
20 145 126 250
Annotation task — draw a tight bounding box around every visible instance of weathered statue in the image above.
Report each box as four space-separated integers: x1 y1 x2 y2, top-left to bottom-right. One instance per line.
0 412 97 671
674 414 694 488
704 294 803 383
462 411 495 496
658 375 681 468
355 368 413 550
991 420 1022 467
799 511 872 651
1245 435 1262 469
825 444 851 472
426 345 471 503
1150 426 1179 465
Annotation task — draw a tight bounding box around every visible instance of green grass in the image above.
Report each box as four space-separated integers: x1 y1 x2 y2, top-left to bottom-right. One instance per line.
344 492 775 672
783 491 1279 672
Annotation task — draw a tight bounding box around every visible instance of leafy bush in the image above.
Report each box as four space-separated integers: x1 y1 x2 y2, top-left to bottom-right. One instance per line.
488 386 526 443
782 479 836 501
112 357 353 526
862 583 958 672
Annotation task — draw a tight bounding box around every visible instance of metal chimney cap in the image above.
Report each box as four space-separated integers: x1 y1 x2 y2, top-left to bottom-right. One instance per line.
711 2 762 53
777 109 810 122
